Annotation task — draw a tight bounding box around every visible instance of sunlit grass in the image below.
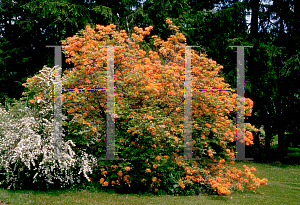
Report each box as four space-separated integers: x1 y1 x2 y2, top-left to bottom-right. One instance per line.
0 160 299 205
0 97 300 204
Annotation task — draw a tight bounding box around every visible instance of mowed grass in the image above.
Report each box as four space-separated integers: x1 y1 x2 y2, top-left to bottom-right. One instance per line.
0 160 299 205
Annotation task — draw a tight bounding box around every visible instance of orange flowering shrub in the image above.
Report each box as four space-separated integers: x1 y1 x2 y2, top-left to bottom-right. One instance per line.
24 18 267 195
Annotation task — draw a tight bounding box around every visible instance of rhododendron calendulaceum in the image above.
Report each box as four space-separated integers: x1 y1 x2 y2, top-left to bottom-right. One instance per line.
25 18 268 195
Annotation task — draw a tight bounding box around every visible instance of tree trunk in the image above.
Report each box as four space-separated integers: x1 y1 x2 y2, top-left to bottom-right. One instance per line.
264 119 272 159
293 0 300 51
276 52 288 159
250 0 259 38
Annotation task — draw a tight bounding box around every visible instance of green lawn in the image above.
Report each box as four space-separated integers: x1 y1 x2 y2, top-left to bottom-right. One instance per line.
0 160 299 205
1 98 299 204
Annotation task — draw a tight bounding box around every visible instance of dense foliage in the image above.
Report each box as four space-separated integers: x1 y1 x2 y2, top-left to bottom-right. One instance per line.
3 20 267 195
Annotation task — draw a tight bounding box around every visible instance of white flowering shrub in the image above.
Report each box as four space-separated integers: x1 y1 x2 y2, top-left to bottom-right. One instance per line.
0 66 97 190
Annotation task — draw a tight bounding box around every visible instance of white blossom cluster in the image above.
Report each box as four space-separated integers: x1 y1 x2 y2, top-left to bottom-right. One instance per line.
0 65 97 190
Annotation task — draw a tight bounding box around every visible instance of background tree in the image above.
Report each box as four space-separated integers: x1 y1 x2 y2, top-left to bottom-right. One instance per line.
0 0 114 106
1 0 299 162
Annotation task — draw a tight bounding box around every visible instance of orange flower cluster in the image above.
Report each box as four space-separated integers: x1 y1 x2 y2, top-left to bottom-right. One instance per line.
44 18 268 196
155 156 161 161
